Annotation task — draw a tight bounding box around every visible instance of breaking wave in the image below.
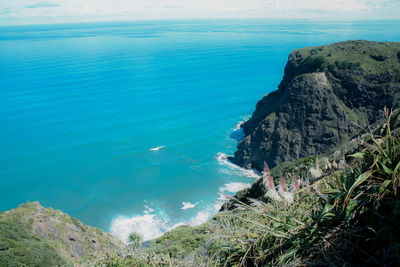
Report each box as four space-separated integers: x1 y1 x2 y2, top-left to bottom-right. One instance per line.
216 152 260 179
110 203 217 243
219 182 251 193
233 115 250 131
110 213 166 242
181 201 199 210
149 146 165 151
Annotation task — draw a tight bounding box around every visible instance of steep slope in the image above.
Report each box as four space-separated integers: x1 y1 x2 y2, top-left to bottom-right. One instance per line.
0 202 123 266
230 40 400 170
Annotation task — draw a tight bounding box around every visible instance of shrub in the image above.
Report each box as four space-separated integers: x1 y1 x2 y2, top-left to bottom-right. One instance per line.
302 55 329 72
204 109 400 266
335 60 361 70
128 232 143 250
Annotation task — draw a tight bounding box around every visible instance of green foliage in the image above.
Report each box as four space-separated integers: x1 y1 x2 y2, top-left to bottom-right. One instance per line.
84 252 151 267
149 225 208 259
85 247 203 267
302 55 329 72
0 202 124 266
294 40 400 75
205 111 400 266
128 232 143 250
335 60 362 70
348 109 400 199
270 155 316 178
0 205 71 267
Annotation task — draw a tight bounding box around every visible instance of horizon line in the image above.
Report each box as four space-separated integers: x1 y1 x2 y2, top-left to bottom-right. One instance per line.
1 17 400 27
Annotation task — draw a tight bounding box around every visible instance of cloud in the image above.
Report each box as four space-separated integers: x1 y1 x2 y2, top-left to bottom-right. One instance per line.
306 0 370 12
0 8 12 15
0 0 399 25
162 5 182 9
24 2 59 9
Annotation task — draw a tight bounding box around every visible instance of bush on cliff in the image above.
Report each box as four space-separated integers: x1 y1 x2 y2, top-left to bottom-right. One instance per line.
204 109 400 266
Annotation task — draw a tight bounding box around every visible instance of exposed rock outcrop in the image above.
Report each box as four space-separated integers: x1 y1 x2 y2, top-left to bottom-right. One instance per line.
0 202 124 266
230 40 400 170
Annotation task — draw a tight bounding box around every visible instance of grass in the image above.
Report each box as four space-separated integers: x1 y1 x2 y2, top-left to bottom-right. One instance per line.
148 225 208 259
291 40 400 75
0 203 71 267
0 202 125 267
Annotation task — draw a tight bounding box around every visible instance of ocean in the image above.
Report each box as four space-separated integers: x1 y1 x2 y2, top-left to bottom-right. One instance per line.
1 19 399 242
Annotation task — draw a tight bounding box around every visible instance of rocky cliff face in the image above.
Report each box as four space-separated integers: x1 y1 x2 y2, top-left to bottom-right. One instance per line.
230 40 400 170
0 202 124 266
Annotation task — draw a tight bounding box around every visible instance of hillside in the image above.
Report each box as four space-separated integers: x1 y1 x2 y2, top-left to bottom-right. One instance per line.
230 40 400 170
0 202 123 266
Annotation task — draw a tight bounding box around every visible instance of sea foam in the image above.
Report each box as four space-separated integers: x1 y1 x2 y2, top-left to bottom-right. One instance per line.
230 116 250 141
219 182 251 193
233 115 251 131
110 118 258 243
149 146 165 151
110 213 166 242
181 201 198 210
110 205 215 243
216 152 260 179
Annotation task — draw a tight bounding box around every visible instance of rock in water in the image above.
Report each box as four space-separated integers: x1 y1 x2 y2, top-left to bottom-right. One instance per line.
230 40 400 170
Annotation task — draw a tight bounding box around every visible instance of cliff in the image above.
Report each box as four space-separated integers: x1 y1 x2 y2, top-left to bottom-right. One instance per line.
0 202 124 266
230 40 400 170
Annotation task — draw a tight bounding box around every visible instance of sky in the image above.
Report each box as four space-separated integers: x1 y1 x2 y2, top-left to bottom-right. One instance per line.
0 0 399 25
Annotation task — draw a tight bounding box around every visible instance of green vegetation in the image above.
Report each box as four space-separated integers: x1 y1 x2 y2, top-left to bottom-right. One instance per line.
205 109 400 266
0 203 71 266
0 202 123 267
292 40 400 75
148 225 209 259
128 232 142 250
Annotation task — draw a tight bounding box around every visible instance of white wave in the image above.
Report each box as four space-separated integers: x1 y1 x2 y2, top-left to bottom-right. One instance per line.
217 192 231 200
188 211 211 226
110 203 213 243
110 213 166 243
213 200 225 211
231 116 251 141
149 146 165 151
167 210 211 230
110 184 240 244
216 152 260 179
233 122 244 131
169 222 187 230
219 182 251 193
167 210 213 231
181 201 198 210
146 206 155 213
233 115 251 131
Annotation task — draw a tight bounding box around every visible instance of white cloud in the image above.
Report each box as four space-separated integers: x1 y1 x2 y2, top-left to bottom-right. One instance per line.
306 0 370 12
0 0 398 24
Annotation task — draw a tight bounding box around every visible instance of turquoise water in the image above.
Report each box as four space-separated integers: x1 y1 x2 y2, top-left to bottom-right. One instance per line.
1 19 400 241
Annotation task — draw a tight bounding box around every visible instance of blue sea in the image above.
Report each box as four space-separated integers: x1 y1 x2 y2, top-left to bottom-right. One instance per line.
1 19 400 241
